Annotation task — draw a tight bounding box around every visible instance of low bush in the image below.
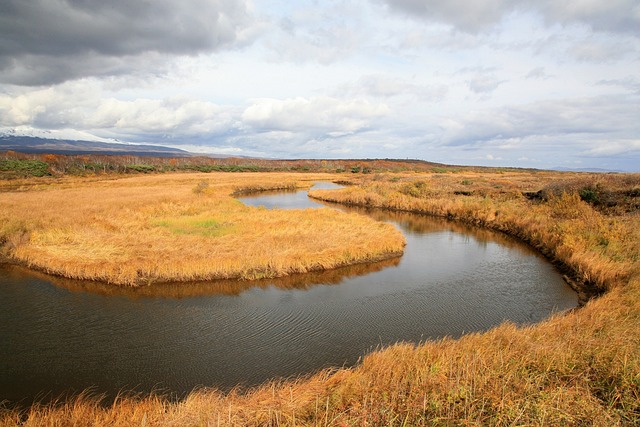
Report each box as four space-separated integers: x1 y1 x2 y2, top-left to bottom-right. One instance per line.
0 159 50 177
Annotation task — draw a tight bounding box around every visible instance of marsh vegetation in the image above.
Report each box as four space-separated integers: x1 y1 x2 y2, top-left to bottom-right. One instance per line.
0 173 405 285
1 163 638 426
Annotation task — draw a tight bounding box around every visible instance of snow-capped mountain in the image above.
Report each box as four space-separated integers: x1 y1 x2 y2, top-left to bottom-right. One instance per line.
0 127 123 144
0 127 191 157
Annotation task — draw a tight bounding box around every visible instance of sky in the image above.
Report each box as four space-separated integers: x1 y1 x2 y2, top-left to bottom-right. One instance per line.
1 0 639 171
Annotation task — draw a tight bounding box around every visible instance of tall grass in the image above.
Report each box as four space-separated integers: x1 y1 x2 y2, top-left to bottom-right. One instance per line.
0 173 405 285
2 171 639 425
310 173 639 295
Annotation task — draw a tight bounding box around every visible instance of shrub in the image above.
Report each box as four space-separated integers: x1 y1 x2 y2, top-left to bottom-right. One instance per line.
579 187 600 204
127 164 156 173
193 180 210 194
0 159 51 177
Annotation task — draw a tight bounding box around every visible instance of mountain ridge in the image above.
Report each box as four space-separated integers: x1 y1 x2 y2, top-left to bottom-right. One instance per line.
0 134 193 157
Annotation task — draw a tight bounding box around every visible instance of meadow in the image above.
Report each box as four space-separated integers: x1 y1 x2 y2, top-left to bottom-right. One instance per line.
0 173 405 285
1 164 639 426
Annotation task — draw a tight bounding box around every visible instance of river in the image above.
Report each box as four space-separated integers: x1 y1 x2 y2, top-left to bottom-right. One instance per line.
0 182 577 405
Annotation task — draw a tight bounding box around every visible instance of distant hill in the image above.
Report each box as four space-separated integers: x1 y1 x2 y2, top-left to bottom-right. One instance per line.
551 166 622 173
0 135 192 157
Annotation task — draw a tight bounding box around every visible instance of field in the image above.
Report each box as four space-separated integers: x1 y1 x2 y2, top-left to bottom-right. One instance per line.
0 173 405 285
1 162 639 426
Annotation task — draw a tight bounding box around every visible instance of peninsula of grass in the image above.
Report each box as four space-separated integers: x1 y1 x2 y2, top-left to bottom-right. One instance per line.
0 172 405 285
1 168 639 426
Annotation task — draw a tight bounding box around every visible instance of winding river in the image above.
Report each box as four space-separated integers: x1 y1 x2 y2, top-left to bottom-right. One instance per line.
0 183 577 405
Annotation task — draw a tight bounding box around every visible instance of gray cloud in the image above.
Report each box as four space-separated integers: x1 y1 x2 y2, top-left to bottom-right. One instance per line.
525 67 549 79
0 0 256 85
337 75 449 101
569 39 635 62
439 94 639 150
537 1 640 35
467 75 505 94
377 0 513 33
263 2 368 65
377 0 640 35
597 77 640 94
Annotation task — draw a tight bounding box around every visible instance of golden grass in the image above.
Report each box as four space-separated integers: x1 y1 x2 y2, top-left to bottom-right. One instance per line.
0 173 405 285
5 256 401 299
2 170 639 426
311 172 640 295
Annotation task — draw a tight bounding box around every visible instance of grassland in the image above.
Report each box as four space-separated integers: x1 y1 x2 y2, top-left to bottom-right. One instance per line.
0 173 405 285
1 168 639 426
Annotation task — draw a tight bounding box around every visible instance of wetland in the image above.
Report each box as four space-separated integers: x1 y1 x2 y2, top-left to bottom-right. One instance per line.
0 182 576 405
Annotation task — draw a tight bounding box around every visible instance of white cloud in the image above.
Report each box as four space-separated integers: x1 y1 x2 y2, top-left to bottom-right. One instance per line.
90 98 231 134
0 84 236 139
569 39 634 62
534 0 640 35
582 140 640 156
261 1 371 65
242 96 390 134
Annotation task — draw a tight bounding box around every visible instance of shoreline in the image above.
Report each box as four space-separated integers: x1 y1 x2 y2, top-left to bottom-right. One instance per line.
309 192 602 306
0 173 406 286
0 249 406 289
2 170 638 425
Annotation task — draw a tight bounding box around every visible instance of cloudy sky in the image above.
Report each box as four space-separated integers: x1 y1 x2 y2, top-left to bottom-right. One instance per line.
1 0 639 171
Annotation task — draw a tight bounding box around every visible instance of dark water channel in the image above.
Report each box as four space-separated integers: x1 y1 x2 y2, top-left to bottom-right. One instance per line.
0 183 577 406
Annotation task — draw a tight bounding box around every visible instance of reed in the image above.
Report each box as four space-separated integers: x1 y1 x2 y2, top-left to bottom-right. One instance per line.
0 173 405 285
2 170 639 426
310 173 640 295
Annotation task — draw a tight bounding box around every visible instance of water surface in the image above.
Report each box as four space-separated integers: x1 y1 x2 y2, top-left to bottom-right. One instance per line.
0 183 577 405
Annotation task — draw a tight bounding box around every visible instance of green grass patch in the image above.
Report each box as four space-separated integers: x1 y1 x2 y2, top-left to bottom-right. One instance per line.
153 216 235 237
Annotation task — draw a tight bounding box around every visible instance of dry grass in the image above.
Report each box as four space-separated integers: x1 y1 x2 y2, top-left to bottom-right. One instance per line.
0 172 405 285
2 170 639 426
9 256 401 299
311 172 640 295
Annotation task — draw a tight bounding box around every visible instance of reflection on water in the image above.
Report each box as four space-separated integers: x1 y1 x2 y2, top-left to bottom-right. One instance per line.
21 257 402 299
236 181 343 210
0 182 578 406
326 203 536 255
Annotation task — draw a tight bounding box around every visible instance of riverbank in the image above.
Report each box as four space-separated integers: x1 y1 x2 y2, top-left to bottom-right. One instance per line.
0 173 405 285
310 173 639 303
2 170 639 425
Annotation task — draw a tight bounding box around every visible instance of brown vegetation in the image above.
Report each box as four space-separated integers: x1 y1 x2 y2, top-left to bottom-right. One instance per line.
0 173 405 285
1 168 639 426
311 172 640 296
0 149 519 181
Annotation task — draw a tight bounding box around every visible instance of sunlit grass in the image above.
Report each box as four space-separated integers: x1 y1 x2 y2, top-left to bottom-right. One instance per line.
311 172 640 295
152 215 236 237
0 172 405 285
1 170 639 425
